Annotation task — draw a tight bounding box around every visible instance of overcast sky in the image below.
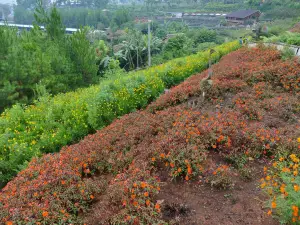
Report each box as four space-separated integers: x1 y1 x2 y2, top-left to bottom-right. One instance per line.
0 0 16 5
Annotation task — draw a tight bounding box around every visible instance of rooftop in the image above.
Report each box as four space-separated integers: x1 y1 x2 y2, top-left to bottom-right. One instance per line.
226 10 260 19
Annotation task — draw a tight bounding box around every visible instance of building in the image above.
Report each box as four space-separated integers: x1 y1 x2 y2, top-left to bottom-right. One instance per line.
226 10 261 25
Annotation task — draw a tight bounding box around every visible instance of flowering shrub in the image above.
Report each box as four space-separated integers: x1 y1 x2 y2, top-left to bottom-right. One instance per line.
108 167 165 225
1 46 299 224
148 47 300 112
0 41 240 183
261 139 300 224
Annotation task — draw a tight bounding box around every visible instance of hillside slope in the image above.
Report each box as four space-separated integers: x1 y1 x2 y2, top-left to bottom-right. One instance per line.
1 47 299 225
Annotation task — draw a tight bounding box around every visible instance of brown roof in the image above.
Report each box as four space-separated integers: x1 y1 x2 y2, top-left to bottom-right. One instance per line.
226 10 260 19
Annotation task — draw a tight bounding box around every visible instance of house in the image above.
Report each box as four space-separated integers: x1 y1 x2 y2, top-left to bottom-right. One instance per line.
226 10 261 25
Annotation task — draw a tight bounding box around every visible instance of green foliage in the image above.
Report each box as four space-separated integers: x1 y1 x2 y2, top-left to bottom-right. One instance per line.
281 46 296 60
69 27 98 84
196 42 218 52
34 0 65 40
262 153 300 224
187 29 218 44
0 41 240 183
0 4 102 112
112 8 132 28
264 32 300 45
203 2 242 12
161 34 193 60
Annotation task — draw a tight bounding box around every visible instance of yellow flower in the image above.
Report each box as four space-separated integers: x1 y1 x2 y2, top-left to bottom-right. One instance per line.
297 137 300 143
290 154 300 163
261 182 266 188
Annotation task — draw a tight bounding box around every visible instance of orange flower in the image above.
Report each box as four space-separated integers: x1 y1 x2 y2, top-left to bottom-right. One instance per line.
42 211 49 217
261 182 266 188
131 194 136 199
151 157 156 162
90 195 94 199
160 153 165 158
266 176 271 181
133 201 138 207
271 201 276 209
144 192 149 197
292 205 299 217
294 185 299 192
126 215 131 221
145 199 150 206
185 175 189 181
140 182 147 188
6 221 13 225
155 203 161 212
133 183 137 188
282 167 290 173
177 168 182 173
170 163 175 168
61 180 66 185
294 170 298 176
187 167 192 175
212 144 217 149
267 210 272 216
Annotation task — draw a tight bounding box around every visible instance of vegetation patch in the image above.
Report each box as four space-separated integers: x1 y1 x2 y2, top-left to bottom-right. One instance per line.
1 46 299 224
0 41 239 183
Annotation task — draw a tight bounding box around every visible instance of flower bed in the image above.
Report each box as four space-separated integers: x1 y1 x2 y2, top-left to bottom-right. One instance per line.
1 46 299 224
0 41 240 183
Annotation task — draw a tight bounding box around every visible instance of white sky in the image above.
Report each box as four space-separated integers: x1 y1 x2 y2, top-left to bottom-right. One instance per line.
0 0 16 5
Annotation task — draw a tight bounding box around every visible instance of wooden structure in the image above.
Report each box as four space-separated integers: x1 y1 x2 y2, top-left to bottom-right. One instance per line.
226 10 261 25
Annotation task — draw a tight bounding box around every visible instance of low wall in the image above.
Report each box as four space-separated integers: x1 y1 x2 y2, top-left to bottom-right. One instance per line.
248 42 300 57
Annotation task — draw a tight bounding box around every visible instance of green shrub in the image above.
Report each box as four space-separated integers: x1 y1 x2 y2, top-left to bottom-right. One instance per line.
0 41 240 183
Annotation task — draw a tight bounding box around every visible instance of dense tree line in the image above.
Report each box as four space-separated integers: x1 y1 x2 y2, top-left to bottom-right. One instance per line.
0 1 107 112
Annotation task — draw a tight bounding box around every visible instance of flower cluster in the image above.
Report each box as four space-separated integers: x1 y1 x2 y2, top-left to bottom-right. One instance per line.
261 141 300 224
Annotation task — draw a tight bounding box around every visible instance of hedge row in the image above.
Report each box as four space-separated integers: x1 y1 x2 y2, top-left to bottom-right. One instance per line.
0 41 240 183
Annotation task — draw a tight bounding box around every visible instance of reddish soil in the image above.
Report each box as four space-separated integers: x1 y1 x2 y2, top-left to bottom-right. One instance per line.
156 159 278 225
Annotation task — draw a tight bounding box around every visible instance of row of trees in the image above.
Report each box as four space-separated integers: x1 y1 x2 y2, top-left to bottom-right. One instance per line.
14 7 133 29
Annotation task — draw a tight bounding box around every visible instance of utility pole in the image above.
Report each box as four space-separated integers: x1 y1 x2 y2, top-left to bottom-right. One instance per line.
136 41 139 69
148 20 151 67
